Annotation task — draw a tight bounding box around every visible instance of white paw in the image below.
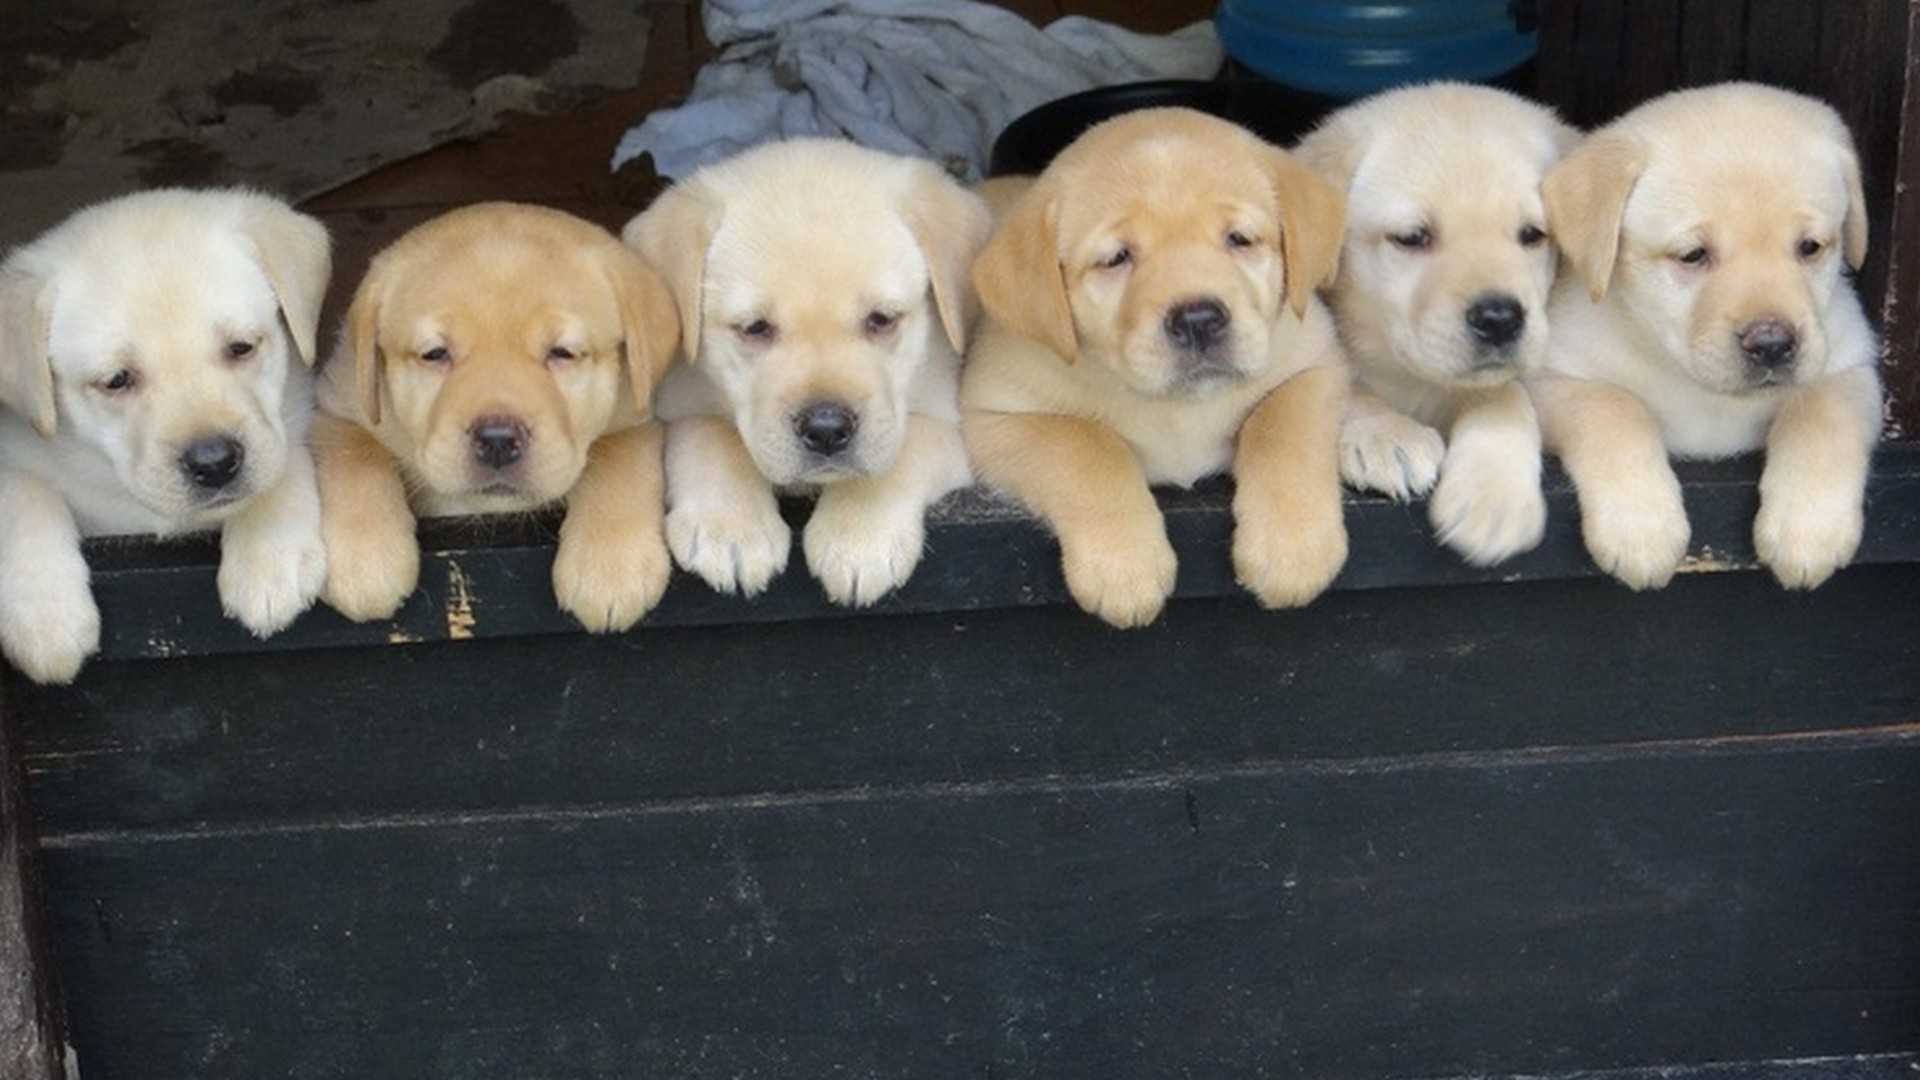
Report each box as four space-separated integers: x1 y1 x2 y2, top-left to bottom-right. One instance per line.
1429 449 1547 566
322 517 420 622
220 525 326 637
1339 411 1444 500
553 528 672 632
1060 525 1177 629
804 496 927 607
666 499 792 598
0 561 100 685
1581 477 1690 590
1754 487 1863 590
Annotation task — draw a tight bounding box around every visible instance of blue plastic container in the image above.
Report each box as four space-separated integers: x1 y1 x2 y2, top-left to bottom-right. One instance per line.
1215 0 1538 100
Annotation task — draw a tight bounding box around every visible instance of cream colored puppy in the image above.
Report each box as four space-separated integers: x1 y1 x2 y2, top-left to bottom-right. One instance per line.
1533 82 1882 590
314 203 680 631
963 107 1350 628
0 189 330 683
1296 82 1578 564
624 139 990 606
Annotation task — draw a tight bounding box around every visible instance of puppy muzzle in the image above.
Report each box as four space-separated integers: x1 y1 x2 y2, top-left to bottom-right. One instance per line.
178 434 248 503
1737 318 1799 386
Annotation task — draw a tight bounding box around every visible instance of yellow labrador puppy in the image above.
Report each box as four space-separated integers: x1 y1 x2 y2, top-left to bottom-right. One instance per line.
623 138 990 606
1534 82 1883 590
0 189 330 683
314 202 680 631
1296 82 1579 564
963 107 1350 628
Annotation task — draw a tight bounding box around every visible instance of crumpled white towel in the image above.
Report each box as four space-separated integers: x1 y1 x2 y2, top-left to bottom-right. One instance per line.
611 0 1222 180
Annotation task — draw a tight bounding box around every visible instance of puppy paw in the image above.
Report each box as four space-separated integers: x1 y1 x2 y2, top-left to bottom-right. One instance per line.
1429 451 1547 566
1754 488 1863 590
1060 526 1177 629
1581 481 1690 590
1232 507 1348 609
219 525 326 637
0 580 100 686
804 495 927 607
1339 412 1444 500
553 526 672 632
667 500 791 598
322 517 421 622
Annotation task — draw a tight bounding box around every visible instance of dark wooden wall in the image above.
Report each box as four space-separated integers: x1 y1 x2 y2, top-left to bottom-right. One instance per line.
1536 0 1918 433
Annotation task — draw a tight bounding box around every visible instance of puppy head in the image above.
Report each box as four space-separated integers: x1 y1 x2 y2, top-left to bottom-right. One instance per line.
972 107 1344 399
624 138 990 486
1544 82 1869 394
1297 83 1578 387
342 203 678 510
0 188 330 524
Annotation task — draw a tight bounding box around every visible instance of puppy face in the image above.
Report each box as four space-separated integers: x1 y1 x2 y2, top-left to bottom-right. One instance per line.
0 189 329 526
1546 83 1870 395
626 139 989 487
972 108 1344 399
342 203 677 510
1297 84 1578 387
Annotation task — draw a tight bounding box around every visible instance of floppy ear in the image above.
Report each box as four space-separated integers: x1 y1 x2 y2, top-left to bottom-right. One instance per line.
621 187 714 365
1838 143 1870 271
1543 131 1647 300
903 174 993 354
342 254 392 426
1266 147 1346 318
237 196 332 366
601 245 681 415
970 183 1076 361
0 264 55 437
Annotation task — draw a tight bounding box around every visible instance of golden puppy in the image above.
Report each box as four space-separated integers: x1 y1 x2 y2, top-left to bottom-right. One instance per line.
0 189 331 684
962 107 1350 628
1296 82 1579 564
623 138 990 606
313 202 680 630
1533 82 1882 589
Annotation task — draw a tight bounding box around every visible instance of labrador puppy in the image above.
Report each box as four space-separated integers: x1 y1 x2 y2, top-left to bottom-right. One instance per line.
962 107 1350 628
313 202 680 631
623 138 990 606
0 188 330 683
1532 82 1882 589
1295 82 1579 564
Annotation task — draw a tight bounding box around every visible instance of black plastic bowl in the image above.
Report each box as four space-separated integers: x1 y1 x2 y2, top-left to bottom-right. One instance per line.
987 77 1338 177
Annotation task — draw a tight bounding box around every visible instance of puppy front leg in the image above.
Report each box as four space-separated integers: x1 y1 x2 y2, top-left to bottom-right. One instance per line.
1533 375 1689 589
664 416 792 597
804 415 971 606
1233 363 1350 608
0 471 99 684
1428 380 1547 565
218 441 326 636
553 422 671 631
1338 386 1444 500
1754 366 1882 588
313 413 421 620
965 410 1174 628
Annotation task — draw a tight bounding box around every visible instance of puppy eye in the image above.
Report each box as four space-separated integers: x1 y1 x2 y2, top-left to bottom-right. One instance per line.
736 318 777 343
1097 246 1132 270
225 340 256 361
97 369 138 394
1225 230 1256 250
1388 227 1433 251
1675 246 1712 268
862 310 899 337
419 346 451 364
546 345 578 363
1518 224 1547 248
1797 238 1826 260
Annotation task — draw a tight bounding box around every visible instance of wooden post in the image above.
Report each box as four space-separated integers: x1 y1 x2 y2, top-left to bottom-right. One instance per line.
1883 0 1920 435
1 677 66 1080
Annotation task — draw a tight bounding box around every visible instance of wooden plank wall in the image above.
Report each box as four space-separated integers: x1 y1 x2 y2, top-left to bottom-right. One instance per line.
1536 0 1918 433
0 693 65 1080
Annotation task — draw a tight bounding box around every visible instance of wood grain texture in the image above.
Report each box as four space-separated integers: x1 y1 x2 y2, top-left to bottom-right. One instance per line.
0 693 66 1080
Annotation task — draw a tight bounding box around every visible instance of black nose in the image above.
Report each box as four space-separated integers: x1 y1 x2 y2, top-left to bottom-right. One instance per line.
794 402 858 457
1739 319 1799 370
470 417 529 470
1164 299 1231 352
179 436 244 490
1465 294 1526 347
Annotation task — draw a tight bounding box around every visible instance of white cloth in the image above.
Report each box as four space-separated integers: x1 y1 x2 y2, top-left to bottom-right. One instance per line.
612 0 1222 180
